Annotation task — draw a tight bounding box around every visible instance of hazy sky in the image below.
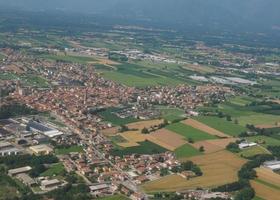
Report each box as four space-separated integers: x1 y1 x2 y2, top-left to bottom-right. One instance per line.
0 0 279 32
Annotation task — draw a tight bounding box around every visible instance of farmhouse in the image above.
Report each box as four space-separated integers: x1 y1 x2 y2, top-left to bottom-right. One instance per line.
40 179 61 190
238 141 257 149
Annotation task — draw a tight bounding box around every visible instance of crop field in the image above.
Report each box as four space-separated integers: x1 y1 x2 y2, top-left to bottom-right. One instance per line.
118 131 145 147
238 146 270 158
142 151 246 192
40 163 65 177
256 167 280 187
229 96 254 106
148 129 186 151
191 138 237 153
110 141 168 156
100 126 120 136
99 62 189 87
194 116 247 137
157 106 186 122
183 119 229 138
174 144 202 159
126 119 164 130
166 122 218 142
55 145 84 155
246 136 280 147
99 107 140 126
40 53 97 64
251 180 280 200
237 114 280 126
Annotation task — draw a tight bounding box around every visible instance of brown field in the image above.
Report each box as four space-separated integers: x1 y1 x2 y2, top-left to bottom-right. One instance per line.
101 126 120 136
251 180 280 200
142 151 246 192
183 63 215 74
191 138 237 153
256 167 280 186
183 119 229 138
255 123 280 129
126 119 164 130
148 129 186 151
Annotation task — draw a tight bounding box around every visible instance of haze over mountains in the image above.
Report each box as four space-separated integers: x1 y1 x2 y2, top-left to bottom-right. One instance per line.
1 0 280 33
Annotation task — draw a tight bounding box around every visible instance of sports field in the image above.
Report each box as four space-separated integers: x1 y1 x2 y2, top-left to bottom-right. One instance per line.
166 123 217 142
142 151 246 192
194 116 247 137
183 119 229 138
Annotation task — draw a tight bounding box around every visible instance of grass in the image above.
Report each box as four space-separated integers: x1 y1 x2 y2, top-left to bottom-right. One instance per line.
166 123 217 141
157 106 186 122
246 136 280 147
110 141 168 156
253 197 265 200
174 144 202 159
110 135 127 144
194 116 247 137
238 146 270 158
55 145 84 155
99 107 140 126
237 114 280 126
97 194 130 200
229 96 254 106
40 163 65 177
40 54 97 64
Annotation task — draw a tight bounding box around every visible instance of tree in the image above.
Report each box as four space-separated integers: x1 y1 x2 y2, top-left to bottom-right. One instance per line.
199 146 205 152
141 127 149 134
188 138 194 143
226 115 232 121
119 125 129 132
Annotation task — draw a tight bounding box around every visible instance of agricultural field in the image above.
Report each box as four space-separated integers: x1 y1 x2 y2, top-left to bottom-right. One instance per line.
40 163 66 177
238 146 270 158
166 122 218 142
99 107 140 126
191 138 237 154
251 180 280 200
157 106 186 122
110 141 168 156
246 136 280 147
55 145 84 155
39 53 97 64
194 116 247 137
183 119 229 138
237 114 280 126
148 129 187 151
126 119 164 130
142 151 246 192
174 144 202 159
229 96 254 106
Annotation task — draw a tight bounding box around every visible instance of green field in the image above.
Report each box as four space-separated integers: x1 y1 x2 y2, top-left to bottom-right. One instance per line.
110 141 168 156
238 146 270 158
174 144 202 159
100 62 187 87
40 163 65 177
55 145 84 155
194 116 247 137
237 114 280 126
229 96 254 106
99 107 140 126
166 122 217 141
0 72 49 88
40 54 97 64
157 106 186 122
253 196 265 200
246 136 280 147
98 194 130 200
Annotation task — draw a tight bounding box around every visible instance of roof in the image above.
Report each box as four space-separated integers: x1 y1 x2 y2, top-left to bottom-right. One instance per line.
0 142 13 149
17 173 36 185
27 121 53 132
44 130 63 138
41 179 60 186
89 184 109 191
29 144 53 152
8 166 32 175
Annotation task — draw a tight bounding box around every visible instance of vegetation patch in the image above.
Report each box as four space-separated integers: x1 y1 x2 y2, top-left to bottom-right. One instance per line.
55 145 84 155
174 144 202 159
